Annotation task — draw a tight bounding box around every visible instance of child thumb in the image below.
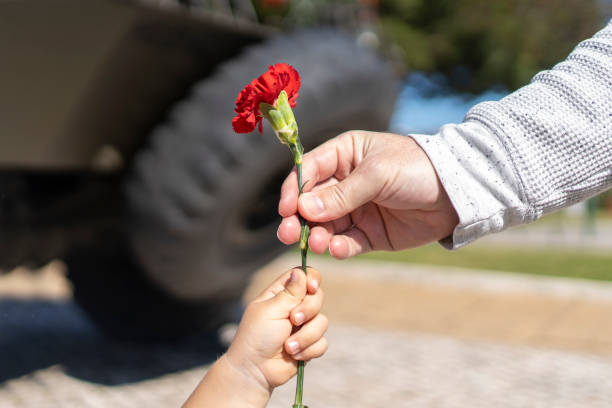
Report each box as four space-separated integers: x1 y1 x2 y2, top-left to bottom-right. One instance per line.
269 269 307 310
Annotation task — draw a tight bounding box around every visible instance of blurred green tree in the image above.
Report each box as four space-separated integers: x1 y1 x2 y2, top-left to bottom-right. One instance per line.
379 0 603 92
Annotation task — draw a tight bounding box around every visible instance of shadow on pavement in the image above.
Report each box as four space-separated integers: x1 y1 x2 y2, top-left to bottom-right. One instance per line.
0 298 224 386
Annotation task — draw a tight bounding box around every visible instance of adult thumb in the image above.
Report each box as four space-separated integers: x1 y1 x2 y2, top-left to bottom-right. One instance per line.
268 269 307 310
298 168 379 222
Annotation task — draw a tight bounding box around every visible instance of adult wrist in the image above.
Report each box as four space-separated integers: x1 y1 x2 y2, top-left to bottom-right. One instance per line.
410 122 528 249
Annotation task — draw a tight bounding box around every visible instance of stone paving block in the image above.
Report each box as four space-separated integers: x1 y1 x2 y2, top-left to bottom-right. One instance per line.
4 253 612 406
3 326 612 408
267 326 612 408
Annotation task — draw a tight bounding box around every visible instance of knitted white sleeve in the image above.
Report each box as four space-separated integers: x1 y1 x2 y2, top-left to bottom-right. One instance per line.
411 20 612 249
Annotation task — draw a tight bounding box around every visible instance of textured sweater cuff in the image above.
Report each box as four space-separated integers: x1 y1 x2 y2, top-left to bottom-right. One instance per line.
411 122 529 249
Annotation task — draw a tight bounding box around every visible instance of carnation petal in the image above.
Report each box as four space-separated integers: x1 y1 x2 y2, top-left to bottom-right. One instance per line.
233 62 300 134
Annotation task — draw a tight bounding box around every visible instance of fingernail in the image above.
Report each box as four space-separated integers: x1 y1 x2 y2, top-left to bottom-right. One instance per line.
293 312 305 325
287 340 299 354
289 270 298 283
301 194 325 217
310 279 319 291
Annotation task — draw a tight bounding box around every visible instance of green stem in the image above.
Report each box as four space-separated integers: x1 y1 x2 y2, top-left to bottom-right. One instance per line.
293 160 309 408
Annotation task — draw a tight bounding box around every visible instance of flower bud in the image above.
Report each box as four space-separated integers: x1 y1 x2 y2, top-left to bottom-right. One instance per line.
260 100 300 147
259 102 288 132
276 91 296 127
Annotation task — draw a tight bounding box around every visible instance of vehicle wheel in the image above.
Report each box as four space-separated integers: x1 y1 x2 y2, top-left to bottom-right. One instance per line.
65 231 242 342
66 29 397 341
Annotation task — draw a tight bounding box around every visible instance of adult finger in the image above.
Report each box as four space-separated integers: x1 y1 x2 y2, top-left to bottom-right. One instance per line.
277 215 301 245
329 227 374 259
307 225 331 254
278 168 298 218
307 214 353 254
284 313 329 356
279 132 358 218
278 178 346 248
291 287 324 326
297 163 380 223
278 213 353 253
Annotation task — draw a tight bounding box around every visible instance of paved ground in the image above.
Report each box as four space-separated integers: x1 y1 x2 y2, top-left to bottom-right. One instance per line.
3 324 612 408
255 254 612 354
2 252 612 407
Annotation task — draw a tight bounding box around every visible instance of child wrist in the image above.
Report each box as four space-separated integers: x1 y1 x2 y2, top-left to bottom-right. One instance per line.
223 350 272 398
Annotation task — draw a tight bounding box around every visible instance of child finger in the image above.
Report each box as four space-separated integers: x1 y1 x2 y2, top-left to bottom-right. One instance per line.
291 287 324 326
306 267 322 294
293 337 329 361
284 313 328 356
254 266 309 303
270 269 308 309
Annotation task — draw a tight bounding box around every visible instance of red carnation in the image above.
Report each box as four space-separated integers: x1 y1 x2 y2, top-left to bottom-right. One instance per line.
230 60 310 408
232 63 300 134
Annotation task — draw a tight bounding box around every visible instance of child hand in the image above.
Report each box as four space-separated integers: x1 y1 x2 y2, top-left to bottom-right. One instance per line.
226 267 327 392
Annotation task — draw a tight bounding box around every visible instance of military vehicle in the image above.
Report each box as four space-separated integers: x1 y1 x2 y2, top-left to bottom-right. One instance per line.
0 0 397 340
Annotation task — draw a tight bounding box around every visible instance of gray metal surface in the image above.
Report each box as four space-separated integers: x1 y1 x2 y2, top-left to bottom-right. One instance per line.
0 0 265 169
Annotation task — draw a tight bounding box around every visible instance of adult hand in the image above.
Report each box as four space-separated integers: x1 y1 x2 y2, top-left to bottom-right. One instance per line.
277 131 459 259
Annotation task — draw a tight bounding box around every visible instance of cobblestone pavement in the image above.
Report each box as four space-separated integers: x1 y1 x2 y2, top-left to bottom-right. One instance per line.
2 255 612 407
2 323 612 408
271 326 612 408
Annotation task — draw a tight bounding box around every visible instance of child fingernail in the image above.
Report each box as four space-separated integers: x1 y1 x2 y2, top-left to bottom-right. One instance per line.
287 340 299 354
293 312 305 325
310 279 319 291
289 270 298 283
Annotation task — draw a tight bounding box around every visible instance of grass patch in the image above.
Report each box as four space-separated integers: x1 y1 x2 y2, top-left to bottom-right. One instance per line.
356 244 612 282
521 210 612 226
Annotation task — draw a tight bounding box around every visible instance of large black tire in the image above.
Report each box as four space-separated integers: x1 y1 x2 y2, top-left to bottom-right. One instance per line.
67 29 397 340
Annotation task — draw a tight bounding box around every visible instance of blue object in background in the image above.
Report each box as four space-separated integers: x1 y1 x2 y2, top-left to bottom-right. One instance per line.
389 72 507 134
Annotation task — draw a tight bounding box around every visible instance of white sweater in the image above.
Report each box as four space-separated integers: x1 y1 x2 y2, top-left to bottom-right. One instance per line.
411 20 612 249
